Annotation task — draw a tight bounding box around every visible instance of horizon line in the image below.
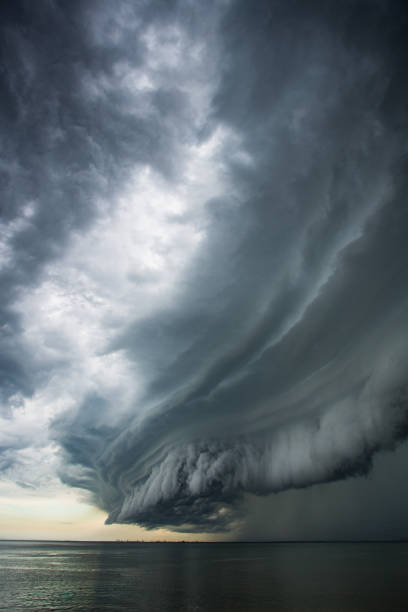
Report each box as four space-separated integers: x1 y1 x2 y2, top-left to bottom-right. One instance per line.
2 538 408 544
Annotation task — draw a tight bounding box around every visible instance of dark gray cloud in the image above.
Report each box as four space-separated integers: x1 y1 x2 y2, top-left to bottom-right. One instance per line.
237 439 408 542
2 0 408 535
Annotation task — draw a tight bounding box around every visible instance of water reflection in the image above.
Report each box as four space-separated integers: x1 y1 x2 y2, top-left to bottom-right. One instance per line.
1 541 408 610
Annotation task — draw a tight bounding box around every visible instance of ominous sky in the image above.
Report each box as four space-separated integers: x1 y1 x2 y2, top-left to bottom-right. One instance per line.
1 0 408 540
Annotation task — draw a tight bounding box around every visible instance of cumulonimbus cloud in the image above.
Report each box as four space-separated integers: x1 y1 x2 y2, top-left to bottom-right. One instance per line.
2 0 408 532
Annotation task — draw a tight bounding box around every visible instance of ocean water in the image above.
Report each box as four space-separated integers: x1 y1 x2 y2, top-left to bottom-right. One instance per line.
1 541 408 611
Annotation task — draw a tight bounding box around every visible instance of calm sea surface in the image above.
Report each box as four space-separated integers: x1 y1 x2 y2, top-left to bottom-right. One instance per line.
1 541 408 611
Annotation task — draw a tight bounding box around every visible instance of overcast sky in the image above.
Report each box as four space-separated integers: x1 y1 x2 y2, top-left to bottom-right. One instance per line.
1 0 408 541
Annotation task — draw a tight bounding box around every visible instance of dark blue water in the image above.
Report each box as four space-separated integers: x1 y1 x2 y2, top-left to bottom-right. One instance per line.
1 541 408 611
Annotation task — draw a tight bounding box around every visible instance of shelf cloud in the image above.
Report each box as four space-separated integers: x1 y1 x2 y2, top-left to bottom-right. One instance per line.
1 0 408 533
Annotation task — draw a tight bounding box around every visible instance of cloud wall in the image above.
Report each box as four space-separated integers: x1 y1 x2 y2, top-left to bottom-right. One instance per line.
1 0 408 532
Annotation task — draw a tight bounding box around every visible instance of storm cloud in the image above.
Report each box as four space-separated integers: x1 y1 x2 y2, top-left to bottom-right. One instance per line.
2 0 408 533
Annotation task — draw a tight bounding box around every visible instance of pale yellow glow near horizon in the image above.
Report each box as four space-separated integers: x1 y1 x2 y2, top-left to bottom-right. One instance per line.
0 492 219 542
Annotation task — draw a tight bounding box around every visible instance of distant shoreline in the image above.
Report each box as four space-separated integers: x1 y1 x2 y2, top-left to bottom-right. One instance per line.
2 539 408 544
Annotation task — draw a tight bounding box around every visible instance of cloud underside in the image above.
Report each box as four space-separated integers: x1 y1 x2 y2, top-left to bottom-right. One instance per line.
57 183 408 531
2 0 408 532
